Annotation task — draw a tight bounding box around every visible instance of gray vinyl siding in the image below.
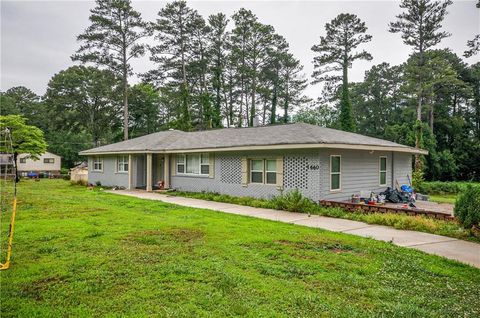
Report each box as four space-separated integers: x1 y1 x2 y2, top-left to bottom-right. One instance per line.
88 155 128 188
170 150 323 201
393 152 413 187
320 149 394 201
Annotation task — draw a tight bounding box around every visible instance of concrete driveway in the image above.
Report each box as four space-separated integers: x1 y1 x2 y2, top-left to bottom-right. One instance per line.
107 190 480 269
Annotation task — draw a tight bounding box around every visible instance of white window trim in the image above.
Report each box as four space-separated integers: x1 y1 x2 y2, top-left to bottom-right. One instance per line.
43 158 55 164
116 155 129 173
92 156 103 172
330 155 341 192
19 158 27 164
176 153 209 176
379 156 387 186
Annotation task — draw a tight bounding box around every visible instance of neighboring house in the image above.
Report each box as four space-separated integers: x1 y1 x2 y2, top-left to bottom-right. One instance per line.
79 123 427 201
0 154 15 177
70 161 88 183
17 152 61 177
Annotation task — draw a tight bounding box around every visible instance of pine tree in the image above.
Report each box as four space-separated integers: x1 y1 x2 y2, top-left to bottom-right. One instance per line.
389 0 453 170
72 0 150 140
148 0 207 131
208 13 229 128
311 13 372 132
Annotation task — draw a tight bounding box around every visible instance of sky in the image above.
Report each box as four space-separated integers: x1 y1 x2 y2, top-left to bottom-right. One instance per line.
1 0 478 100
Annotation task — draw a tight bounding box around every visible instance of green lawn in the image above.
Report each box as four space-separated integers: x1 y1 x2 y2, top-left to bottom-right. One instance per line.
1 180 479 317
429 194 457 204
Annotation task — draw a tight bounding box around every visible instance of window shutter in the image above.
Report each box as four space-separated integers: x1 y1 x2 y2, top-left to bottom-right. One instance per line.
209 153 215 178
241 157 248 186
276 156 284 189
171 155 176 176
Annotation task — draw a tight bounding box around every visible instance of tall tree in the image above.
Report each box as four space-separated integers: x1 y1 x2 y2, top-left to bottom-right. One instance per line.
311 13 372 132
0 87 46 130
72 0 150 140
279 53 309 123
208 13 229 128
351 63 404 137
0 115 47 181
148 0 203 131
128 83 161 137
389 0 453 170
44 66 122 147
230 8 257 127
464 1 480 58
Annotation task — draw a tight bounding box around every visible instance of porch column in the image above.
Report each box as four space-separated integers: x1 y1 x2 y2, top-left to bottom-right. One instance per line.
164 154 170 189
146 153 152 192
128 154 133 190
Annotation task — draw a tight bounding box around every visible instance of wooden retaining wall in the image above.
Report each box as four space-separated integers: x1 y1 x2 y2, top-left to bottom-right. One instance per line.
319 200 455 221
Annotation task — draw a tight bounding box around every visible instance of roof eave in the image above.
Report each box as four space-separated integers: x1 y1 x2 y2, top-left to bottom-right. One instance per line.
79 143 428 156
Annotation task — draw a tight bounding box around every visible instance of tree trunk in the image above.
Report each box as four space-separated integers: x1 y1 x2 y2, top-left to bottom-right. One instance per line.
122 31 129 140
123 72 128 140
284 75 289 123
429 102 434 132
414 50 425 172
249 77 256 127
13 152 19 183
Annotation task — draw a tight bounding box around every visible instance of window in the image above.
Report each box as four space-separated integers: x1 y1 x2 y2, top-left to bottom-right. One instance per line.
19 158 27 164
200 154 210 175
44 158 54 164
379 156 387 186
93 157 103 171
177 154 185 173
250 159 264 183
250 159 277 185
117 155 128 173
177 153 209 175
266 160 277 184
330 155 341 191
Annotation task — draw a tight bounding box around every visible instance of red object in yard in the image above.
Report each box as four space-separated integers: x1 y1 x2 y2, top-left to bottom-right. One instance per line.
367 201 376 206
157 181 165 190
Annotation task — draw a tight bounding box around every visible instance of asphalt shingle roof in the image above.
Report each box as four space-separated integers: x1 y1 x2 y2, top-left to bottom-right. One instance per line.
79 123 424 155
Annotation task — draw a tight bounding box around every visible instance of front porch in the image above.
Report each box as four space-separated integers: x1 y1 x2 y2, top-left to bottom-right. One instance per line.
128 153 170 192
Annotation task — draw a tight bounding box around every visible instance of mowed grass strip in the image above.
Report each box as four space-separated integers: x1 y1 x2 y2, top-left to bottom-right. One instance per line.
0 180 479 317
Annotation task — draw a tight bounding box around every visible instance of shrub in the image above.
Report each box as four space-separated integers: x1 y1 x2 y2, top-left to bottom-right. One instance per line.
454 186 480 230
412 170 424 191
418 181 480 195
271 189 317 213
70 179 87 186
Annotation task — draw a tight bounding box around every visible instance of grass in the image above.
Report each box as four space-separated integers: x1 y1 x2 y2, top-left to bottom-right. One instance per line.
0 180 479 317
168 191 479 243
429 194 457 204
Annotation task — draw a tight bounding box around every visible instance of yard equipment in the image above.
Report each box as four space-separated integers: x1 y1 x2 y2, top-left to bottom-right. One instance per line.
0 128 18 270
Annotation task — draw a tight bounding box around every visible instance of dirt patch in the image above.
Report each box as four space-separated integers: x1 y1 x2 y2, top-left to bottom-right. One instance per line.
276 239 358 254
21 276 66 301
124 228 205 246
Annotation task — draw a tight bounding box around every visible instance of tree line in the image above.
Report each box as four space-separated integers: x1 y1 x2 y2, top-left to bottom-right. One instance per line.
1 0 479 182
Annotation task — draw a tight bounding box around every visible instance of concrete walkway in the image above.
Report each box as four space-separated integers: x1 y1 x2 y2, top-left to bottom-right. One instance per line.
108 190 480 269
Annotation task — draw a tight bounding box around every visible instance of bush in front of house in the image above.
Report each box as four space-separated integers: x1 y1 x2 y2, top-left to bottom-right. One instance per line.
417 181 480 195
454 186 480 231
271 189 318 213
